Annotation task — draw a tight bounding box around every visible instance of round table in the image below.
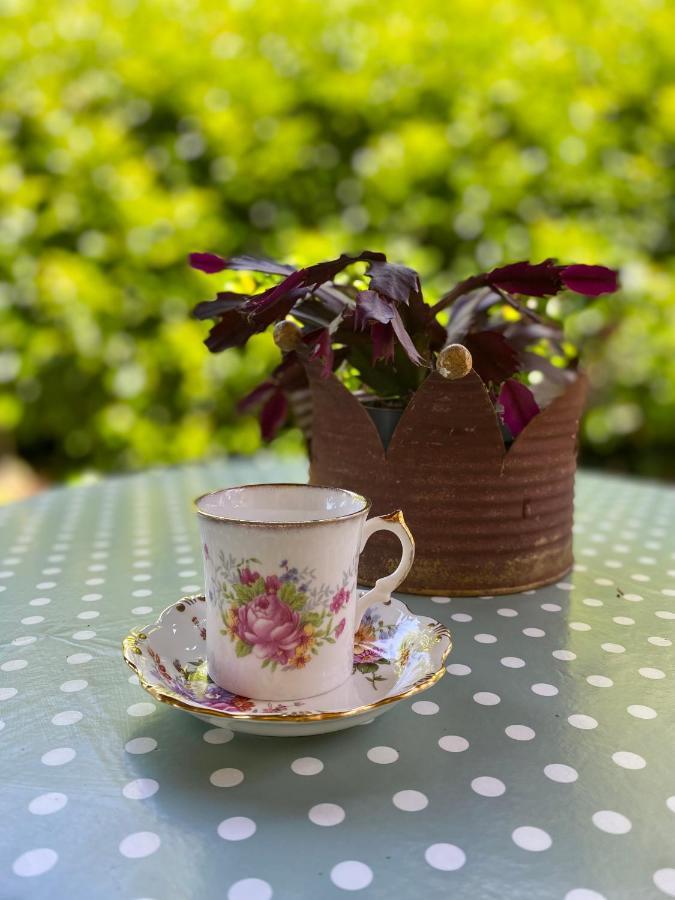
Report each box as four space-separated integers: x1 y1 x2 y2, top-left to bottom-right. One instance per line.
1 455 674 899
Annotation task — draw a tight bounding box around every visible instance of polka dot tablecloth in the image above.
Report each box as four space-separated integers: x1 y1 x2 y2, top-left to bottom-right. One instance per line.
1 456 675 899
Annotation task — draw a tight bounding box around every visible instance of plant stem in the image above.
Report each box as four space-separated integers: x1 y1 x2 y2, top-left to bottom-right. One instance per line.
429 273 488 315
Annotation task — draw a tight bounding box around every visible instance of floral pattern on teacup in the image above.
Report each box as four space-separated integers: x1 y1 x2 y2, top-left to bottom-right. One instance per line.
213 556 355 672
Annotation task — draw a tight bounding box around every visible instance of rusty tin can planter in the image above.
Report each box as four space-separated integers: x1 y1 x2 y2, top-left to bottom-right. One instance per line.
305 363 588 596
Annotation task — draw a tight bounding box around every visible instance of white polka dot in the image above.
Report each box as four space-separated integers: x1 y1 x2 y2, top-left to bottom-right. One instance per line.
1 658 27 672
540 603 561 612
601 643 625 654
36 581 55 589
564 890 607 900
446 664 471 676
438 735 469 752
497 607 518 617
653 869 675 897
648 636 672 647
217 816 256 841
85 578 104 586
412 700 439 715
210 767 244 787
569 621 591 631
639 667 665 680
179 569 197 577
132 606 153 616
203 728 234 744
500 656 526 668
523 627 545 638
77 610 99 620
12 636 36 646
132 589 153 598
41 747 76 766
12 848 58 877
66 653 92 665
330 860 373 891
556 581 573 590
612 751 646 770
51 710 82 726
29 792 68 815
393 789 428 811
473 692 500 706
587 675 613 688
22 615 44 625
612 616 634 626
583 598 603 607
123 778 159 799
30 597 51 607
656 610 675 620
125 737 157 754
627 704 657 719
367 746 399 764
228 878 273 900
431 595 451 604
631 573 650 582
531 683 558 696
424 843 466 871
451 613 472 622
592 810 631 834
81 593 102 602
127 702 155 717
309 803 345 826
544 764 578 783
552 649 576 661
181 584 201 593
291 756 323 776
594 578 613 586
505 724 535 741
133 574 152 582
623 593 643 602
568 714 598 730
72 630 96 641
119 831 161 858
471 776 505 797
474 633 497 644
667 796 675 814
60 679 87 693
511 826 552 851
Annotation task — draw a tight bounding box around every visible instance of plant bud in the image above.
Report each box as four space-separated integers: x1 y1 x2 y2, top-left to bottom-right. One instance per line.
273 320 302 352
437 344 472 380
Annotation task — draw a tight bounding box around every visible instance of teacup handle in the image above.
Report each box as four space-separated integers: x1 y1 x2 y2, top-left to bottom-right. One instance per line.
355 510 415 623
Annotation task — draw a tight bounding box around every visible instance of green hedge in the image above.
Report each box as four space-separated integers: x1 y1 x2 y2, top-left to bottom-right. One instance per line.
2 0 674 479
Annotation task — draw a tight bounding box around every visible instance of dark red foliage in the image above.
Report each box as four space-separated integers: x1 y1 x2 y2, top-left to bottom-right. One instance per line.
498 379 540 437
559 264 619 296
464 331 520 386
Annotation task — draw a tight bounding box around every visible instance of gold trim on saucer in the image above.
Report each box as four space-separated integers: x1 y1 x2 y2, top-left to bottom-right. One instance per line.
122 596 452 724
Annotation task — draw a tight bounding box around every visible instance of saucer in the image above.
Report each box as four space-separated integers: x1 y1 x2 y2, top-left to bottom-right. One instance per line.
122 595 452 737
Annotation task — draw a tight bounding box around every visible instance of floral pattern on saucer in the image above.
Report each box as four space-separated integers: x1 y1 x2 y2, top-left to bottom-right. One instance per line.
122 594 452 724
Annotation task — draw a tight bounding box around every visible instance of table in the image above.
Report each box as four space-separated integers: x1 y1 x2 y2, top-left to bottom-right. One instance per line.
1 455 674 900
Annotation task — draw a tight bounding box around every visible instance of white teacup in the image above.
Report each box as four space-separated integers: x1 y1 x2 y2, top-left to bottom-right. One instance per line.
195 483 415 701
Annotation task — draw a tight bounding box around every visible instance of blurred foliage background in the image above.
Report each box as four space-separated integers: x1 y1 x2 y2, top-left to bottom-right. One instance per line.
2 0 675 499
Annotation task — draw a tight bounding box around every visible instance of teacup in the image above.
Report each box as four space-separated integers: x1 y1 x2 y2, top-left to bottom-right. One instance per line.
195 483 414 701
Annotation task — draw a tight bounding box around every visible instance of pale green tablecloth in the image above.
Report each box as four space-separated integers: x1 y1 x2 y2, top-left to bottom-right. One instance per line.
1 455 674 899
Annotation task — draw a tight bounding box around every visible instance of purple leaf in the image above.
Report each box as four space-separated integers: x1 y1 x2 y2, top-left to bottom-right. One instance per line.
205 309 259 352
488 260 562 297
220 255 296 276
189 253 229 274
302 251 386 288
259 389 288 441
308 328 334 378
357 290 396 325
560 264 619 296
391 307 424 365
499 379 541 437
366 260 421 304
237 380 276 413
464 331 520 386
192 292 248 320
445 289 500 343
371 322 396 363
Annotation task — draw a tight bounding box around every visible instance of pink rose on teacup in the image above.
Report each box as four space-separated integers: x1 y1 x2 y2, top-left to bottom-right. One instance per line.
235 592 304 664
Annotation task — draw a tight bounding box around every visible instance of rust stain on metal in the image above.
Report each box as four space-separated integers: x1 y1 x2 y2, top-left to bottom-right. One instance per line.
306 363 587 597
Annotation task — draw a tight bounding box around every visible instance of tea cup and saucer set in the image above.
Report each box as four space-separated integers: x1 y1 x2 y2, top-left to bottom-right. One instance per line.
122 484 452 737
